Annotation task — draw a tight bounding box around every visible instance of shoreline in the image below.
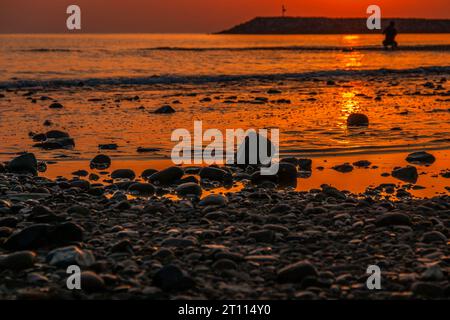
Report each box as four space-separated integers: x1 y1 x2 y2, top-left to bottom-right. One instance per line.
0 153 448 299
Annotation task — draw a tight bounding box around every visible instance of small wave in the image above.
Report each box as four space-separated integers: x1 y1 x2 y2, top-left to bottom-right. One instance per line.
18 48 81 53
1 66 450 89
139 44 450 52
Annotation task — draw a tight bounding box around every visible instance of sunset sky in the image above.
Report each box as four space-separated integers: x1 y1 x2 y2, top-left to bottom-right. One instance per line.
0 0 449 33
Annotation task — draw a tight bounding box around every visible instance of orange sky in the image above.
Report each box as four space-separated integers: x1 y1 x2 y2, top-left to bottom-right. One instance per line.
0 0 449 33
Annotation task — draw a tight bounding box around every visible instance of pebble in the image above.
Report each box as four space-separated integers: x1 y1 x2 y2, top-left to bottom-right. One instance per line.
149 166 184 185
153 265 195 291
392 166 418 183
347 113 369 127
128 182 155 196
406 151 436 165
0 251 36 270
198 194 228 206
376 213 412 227
81 271 105 292
175 182 202 197
90 154 111 169
111 169 136 180
277 260 319 283
46 246 95 267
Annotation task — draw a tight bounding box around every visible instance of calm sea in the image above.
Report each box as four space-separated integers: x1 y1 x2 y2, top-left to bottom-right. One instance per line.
1 34 450 87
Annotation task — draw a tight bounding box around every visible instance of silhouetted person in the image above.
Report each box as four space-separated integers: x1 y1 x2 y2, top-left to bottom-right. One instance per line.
383 21 398 50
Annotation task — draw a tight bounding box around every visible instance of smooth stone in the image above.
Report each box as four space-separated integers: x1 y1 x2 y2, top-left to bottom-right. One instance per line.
353 160 371 167
6 153 37 175
154 105 175 114
421 231 447 243
111 169 136 180
90 154 111 170
298 158 312 171
81 271 105 292
411 282 444 298
67 205 91 216
49 102 64 109
199 167 232 182
199 194 228 206
33 137 75 150
161 237 197 248
127 182 155 196
46 246 95 267
0 251 36 270
175 182 202 197
347 113 369 127
141 168 158 180
153 265 195 291
332 163 354 173
149 166 184 185
392 166 418 183
248 229 275 243
375 213 411 227
406 151 436 165
45 130 69 139
277 162 297 182
277 260 319 283
3 224 51 250
212 258 238 270
98 143 118 150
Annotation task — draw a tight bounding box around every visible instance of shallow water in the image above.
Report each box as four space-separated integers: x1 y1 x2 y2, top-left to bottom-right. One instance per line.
0 34 449 197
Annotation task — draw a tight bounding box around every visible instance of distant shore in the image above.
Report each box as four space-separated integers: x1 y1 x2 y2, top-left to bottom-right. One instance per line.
217 17 450 34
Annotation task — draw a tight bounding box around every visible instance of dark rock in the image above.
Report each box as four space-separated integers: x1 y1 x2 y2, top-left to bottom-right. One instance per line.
153 265 195 291
33 137 75 150
141 168 158 180
353 160 371 167
149 166 184 185
421 231 447 243
406 151 436 165
49 102 64 109
46 246 95 267
136 147 160 153
3 224 51 250
199 194 228 206
90 154 111 170
176 182 202 197
277 261 319 283
411 282 444 298
298 158 312 171
98 143 118 150
111 169 136 180
72 170 88 177
376 213 411 227
81 271 105 292
248 229 275 243
347 113 369 127
6 153 37 175
332 163 353 173
199 167 231 182
392 166 418 183
277 162 297 183
154 105 175 114
128 182 155 196
45 130 69 139
67 205 91 216
0 251 36 270
47 222 84 245
212 259 237 270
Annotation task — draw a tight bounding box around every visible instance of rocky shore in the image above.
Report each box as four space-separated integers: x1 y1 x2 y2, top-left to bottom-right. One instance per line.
0 153 448 300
